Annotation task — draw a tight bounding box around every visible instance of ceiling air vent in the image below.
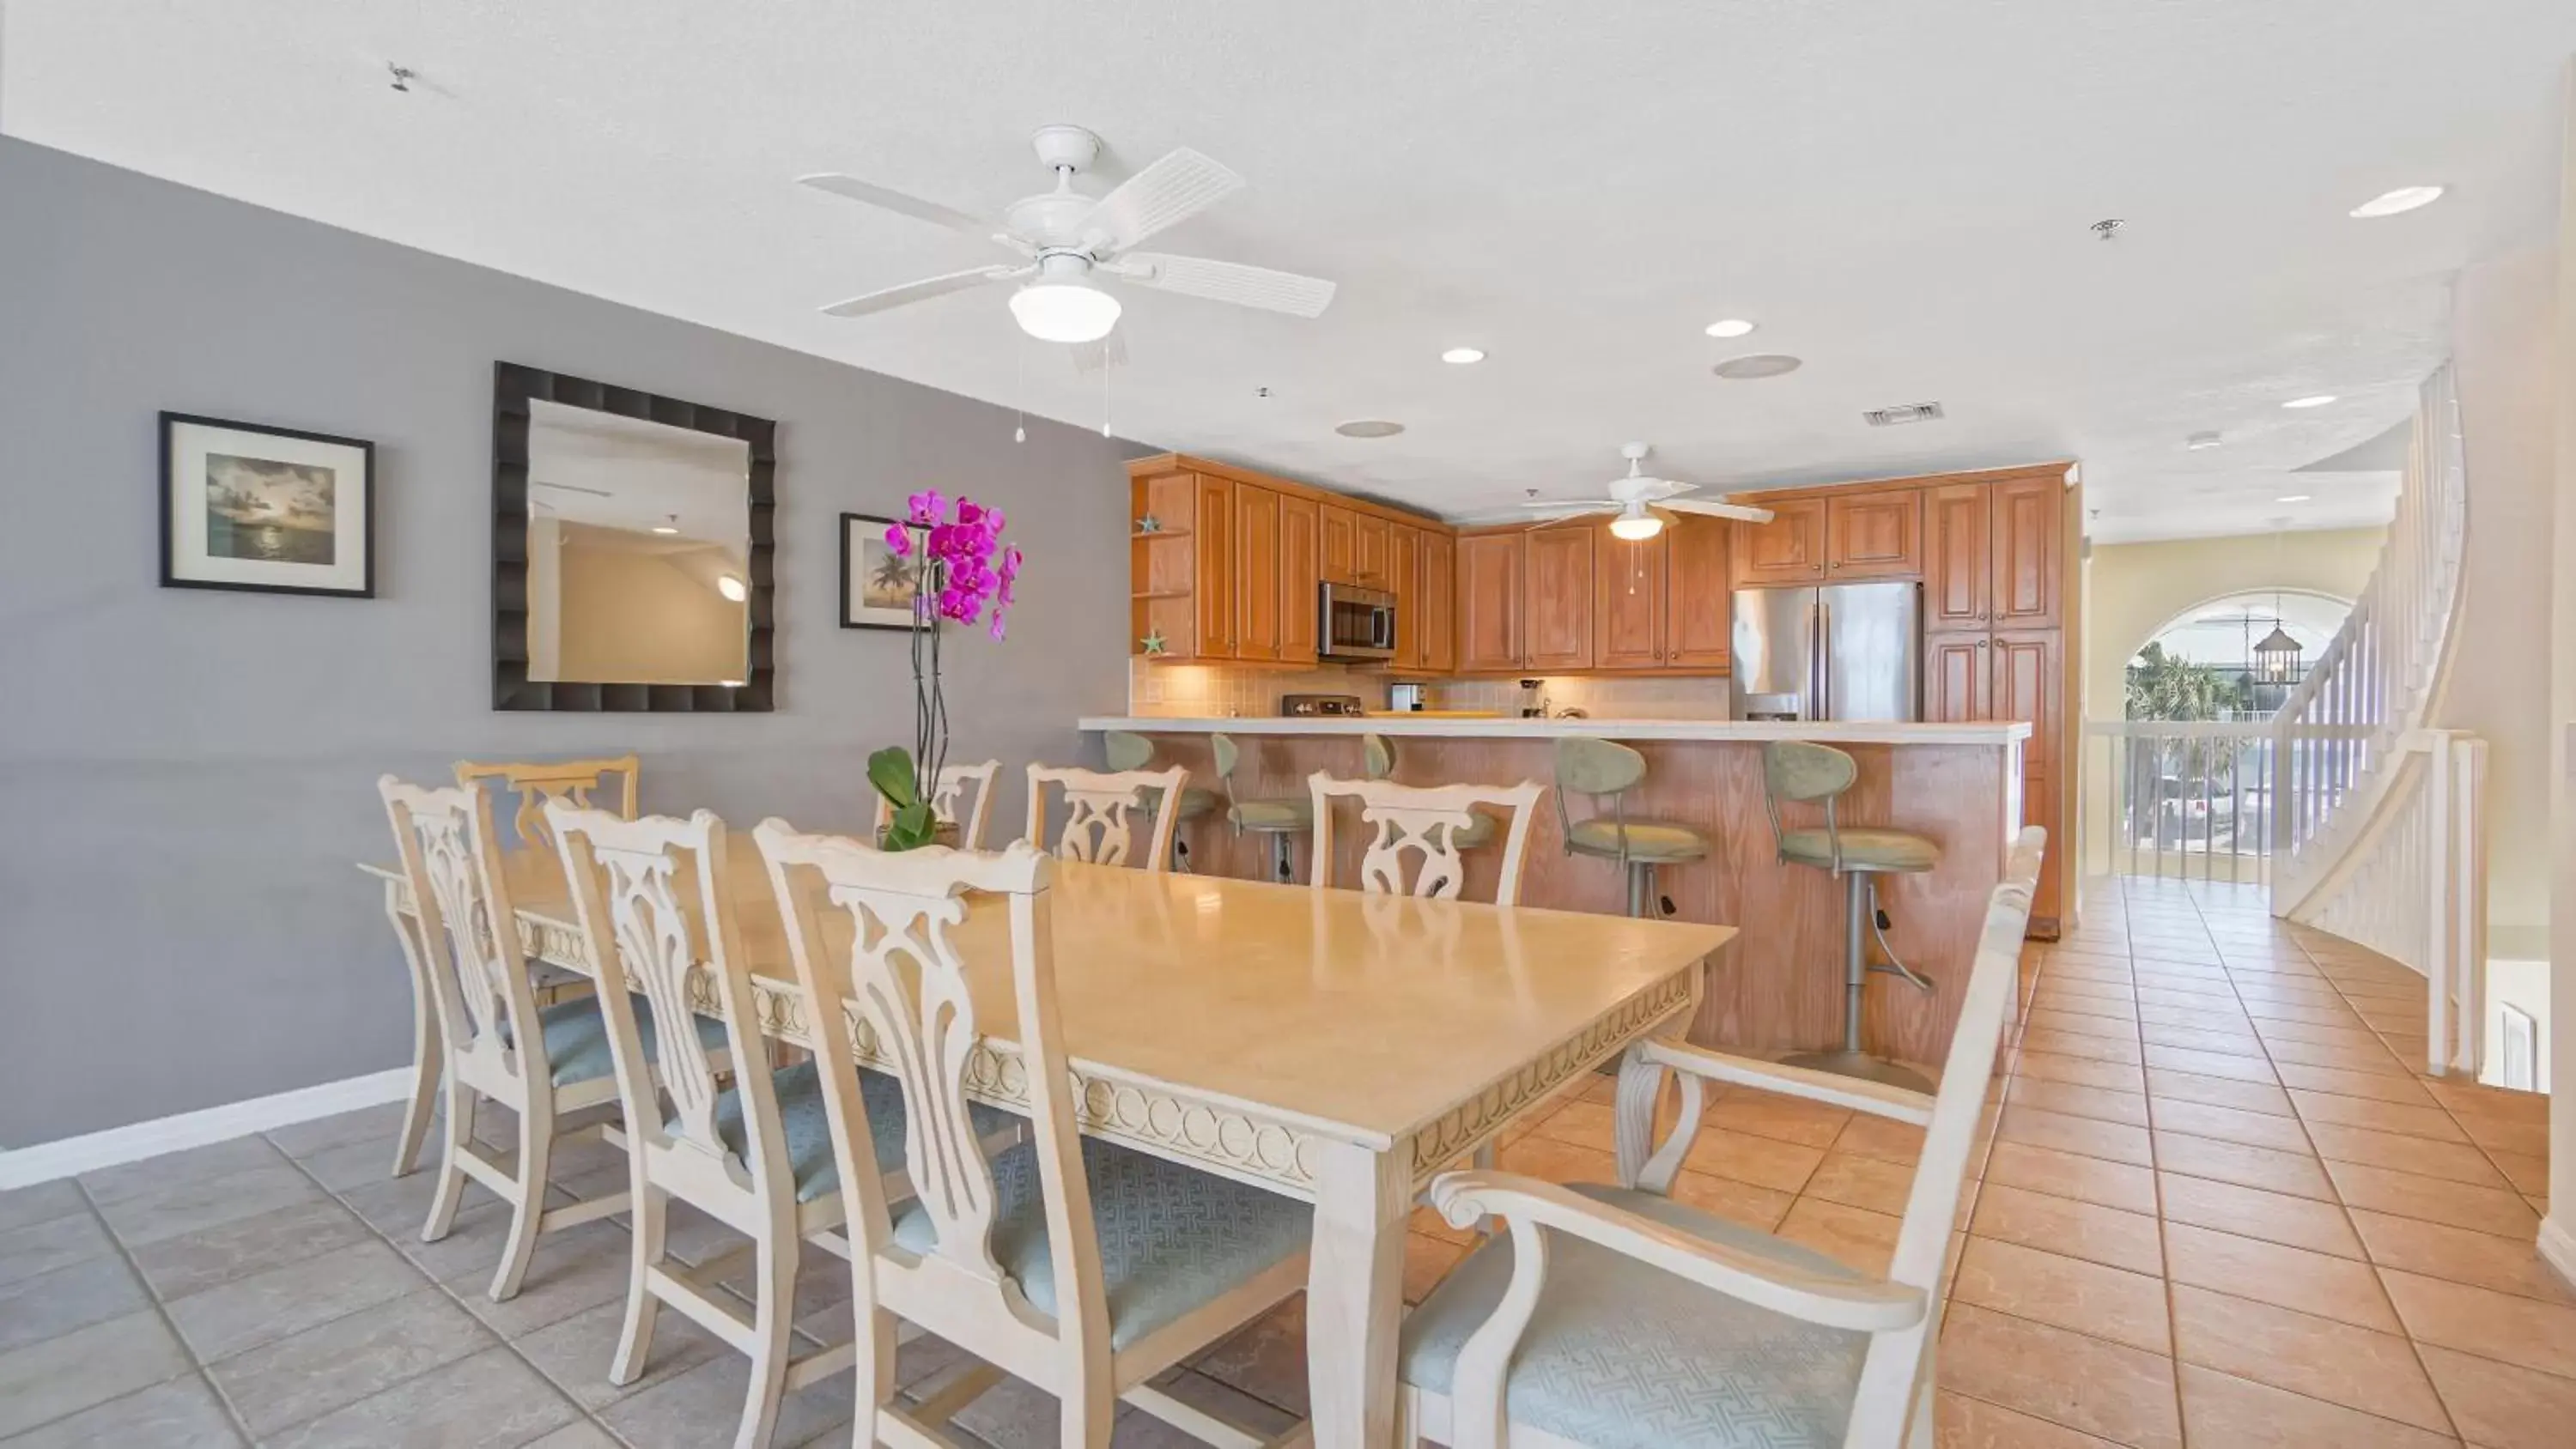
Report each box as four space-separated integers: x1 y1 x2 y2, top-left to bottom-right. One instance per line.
1862 402 1945 427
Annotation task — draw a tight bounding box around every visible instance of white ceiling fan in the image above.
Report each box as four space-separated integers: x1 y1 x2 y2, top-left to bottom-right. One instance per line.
1521 443 1776 539
799 125 1336 343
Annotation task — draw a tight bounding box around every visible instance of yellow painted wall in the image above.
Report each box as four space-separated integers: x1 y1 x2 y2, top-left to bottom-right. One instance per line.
2081 528 2386 722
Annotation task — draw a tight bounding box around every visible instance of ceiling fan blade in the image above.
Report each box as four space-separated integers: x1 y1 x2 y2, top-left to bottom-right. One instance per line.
798 173 1000 238
1115 252 1336 317
817 264 1028 318
1518 499 1617 511
1662 498 1777 524
1075 149 1243 251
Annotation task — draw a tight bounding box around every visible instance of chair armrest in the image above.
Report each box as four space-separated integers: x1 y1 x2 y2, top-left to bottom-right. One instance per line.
1427 1170 1927 1334
1633 1038 1935 1126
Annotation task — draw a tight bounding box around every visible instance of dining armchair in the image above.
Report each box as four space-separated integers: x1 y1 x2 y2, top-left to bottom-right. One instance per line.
1307 772 1545 905
1024 762 1188 870
376 776 684 1302
753 826 1315 1447
1397 826 2046 1449
872 757 1003 849
454 753 641 849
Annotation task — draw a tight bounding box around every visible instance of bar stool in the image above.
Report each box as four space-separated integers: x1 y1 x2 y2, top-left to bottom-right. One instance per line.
1552 737 1709 918
1103 730 1217 870
1762 740 1941 1092
1212 732 1315 883
1361 733 1495 849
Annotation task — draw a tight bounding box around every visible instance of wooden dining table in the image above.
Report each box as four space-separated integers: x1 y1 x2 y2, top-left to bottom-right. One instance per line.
361 845 1731 1448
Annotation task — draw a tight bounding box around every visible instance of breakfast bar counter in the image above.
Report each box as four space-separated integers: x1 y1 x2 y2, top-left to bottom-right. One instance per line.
1079 715 2036 1066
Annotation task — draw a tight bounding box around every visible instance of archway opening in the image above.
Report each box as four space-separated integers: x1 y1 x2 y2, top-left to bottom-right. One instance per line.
2125 590 2353 723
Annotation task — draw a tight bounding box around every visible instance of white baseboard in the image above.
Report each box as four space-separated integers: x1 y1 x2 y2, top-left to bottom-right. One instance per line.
2541 1215 2576 1292
0 1068 415 1191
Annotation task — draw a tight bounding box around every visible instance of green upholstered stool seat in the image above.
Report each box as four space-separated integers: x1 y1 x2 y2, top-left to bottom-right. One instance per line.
1174 785 1218 821
1776 826 1940 874
1227 797 1314 832
1564 818 1710 863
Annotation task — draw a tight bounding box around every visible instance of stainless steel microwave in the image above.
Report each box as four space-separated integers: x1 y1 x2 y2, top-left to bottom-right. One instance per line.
1318 582 1397 661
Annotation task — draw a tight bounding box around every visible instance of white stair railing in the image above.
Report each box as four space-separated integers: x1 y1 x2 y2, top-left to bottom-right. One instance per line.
2271 364 2470 914
2079 720 2277 886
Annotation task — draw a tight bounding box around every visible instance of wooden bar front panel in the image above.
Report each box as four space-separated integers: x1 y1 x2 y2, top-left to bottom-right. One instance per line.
1127 731 2013 1067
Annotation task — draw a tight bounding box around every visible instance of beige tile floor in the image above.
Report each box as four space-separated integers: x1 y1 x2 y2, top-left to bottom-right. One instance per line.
0 876 2562 1446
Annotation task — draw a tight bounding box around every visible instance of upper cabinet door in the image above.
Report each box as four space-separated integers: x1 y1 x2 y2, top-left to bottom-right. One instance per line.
1827 490 1922 579
1419 530 1457 673
1522 524 1595 671
1353 514 1394 589
1456 533 1525 672
1733 497 1828 585
1231 482 1282 663
1388 524 1425 670
1989 474 2063 628
1279 494 1320 664
1320 504 1358 585
1923 483 1992 630
1591 526 1665 670
1192 475 1236 658
1662 515 1732 670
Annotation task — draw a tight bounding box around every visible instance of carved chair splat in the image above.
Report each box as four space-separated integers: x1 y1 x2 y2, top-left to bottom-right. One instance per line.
873 758 1004 850
1024 763 1188 872
1307 773 1545 906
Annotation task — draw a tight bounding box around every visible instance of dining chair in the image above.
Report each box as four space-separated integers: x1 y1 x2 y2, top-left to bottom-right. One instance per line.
1024 762 1188 871
752 826 1315 1448
454 753 641 849
376 776 673 1302
1307 771 1545 905
1103 731 1218 870
872 758 1003 849
1397 826 2046 1449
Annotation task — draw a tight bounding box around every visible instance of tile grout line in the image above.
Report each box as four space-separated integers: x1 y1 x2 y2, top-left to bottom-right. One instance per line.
63 1175 262 1447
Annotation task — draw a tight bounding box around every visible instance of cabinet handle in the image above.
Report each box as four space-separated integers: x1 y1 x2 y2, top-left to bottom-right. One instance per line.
1978 639 1989 649
1831 561 1844 569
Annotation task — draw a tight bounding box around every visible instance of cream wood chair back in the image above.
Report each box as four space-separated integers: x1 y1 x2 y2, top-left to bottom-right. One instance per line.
1024 762 1187 870
380 776 547 1091
753 828 1116 1434
454 754 641 850
1307 772 1545 906
549 805 786 1209
873 758 1003 849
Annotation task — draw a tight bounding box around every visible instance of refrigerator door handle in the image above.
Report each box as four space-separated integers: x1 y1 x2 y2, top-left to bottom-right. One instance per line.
1815 600 1832 720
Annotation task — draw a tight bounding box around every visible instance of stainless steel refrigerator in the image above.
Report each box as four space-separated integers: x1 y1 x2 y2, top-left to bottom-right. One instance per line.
1730 581 1922 721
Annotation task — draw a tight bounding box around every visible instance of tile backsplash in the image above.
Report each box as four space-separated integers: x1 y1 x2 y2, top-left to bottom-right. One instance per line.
1127 658 1733 720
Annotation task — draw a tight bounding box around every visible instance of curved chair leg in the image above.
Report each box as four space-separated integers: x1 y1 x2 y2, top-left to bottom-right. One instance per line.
733 1236 797 1449
609 1182 666 1385
420 1077 474 1241
392 1037 439 1179
488 1099 554 1300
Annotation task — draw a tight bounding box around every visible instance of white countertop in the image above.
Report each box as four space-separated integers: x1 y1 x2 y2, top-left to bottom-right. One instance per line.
1079 716 2031 747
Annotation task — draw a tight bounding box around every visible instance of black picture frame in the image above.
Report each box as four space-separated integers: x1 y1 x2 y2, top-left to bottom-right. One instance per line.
159 411 376 599
839 511 929 632
490 362 777 712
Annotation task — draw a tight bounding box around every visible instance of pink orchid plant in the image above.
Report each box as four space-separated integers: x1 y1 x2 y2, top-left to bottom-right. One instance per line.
869 490 1024 851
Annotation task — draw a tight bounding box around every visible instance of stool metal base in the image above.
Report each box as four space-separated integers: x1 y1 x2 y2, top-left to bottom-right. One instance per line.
1780 1049 1935 1094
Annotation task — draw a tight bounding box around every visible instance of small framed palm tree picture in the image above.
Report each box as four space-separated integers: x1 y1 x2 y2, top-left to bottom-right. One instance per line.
839 511 926 630
160 412 375 597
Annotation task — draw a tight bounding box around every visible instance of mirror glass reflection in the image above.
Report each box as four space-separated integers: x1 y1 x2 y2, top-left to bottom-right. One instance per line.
524 399 752 686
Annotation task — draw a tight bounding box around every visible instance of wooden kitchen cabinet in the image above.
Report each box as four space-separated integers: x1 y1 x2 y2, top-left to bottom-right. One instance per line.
1923 483 1990 630
1279 493 1320 664
1320 504 1358 585
1192 475 1236 658
1923 633 1989 723
1592 526 1666 670
1662 516 1732 670
1989 472 2063 627
1354 514 1393 589
1990 629 2057 774
1388 524 1425 670
1827 490 1921 579
1733 497 1828 585
1231 482 1283 663
1456 532 1524 672
1419 530 1457 673
1522 524 1595 671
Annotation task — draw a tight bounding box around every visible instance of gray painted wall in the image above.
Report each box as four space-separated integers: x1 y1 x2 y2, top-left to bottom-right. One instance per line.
0 138 1144 1143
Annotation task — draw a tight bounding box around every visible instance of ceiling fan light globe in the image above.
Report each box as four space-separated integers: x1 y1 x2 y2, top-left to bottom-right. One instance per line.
1608 513 1664 542
1009 282 1122 343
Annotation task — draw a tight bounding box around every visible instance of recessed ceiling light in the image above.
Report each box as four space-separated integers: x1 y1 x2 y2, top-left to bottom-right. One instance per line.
1704 318 1757 338
716 573 748 603
1335 419 1406 439
2349 185 2445 219
1440 347 1485 365
651 513 681 535
2282 395 2338 409
2185 431 2223 451
2276 494 2312 503
1712 354 1802 380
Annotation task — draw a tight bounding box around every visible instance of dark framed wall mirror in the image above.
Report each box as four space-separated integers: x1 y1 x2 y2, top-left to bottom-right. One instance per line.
491 363 776 711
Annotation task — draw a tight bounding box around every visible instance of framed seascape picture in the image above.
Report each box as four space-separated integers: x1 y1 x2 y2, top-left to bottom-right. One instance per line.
840 511 925 630
160 412 375 597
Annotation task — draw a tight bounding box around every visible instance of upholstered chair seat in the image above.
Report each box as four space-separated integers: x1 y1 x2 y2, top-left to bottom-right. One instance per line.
1401 1183 1868 1449
526 995 729 1089
1226 796 1315 831
1563 817 1710 863
1775 826 1941 874
697 1060 1021 1205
